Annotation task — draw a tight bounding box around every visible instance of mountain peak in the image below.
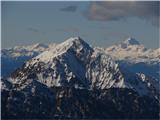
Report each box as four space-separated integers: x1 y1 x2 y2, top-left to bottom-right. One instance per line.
119 37 140 48
32 43 48 48
58 36 92 52
63 36 88 46
123 37 140 45
30 37 93 63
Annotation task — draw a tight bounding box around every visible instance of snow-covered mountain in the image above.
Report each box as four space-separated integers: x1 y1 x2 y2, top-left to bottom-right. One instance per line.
105 37 159 61
1 37 159 119
105 37 160 80
2 37 159 80
5 37 159 98
1 43 56 77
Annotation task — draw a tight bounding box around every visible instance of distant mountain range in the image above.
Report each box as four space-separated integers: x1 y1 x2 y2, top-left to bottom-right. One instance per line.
2 37 159 79
1 37 160 119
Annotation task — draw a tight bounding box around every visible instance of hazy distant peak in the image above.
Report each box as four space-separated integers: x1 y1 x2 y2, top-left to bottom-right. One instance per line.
31 43 48 49
123 37 140 45
118 37 140 48
64 36 88 46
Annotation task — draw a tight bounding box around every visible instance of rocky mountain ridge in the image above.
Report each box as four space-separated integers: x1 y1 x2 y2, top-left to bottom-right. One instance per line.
1 37 160 119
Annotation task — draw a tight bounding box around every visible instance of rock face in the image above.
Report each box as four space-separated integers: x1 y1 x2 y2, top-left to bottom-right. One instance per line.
1 79 55 119
1 37 160 119
2 85 159 119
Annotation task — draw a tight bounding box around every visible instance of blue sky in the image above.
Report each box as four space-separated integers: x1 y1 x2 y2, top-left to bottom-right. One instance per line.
2 1 160 49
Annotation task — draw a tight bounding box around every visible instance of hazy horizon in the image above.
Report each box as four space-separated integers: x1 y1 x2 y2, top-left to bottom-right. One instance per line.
2 1 160 49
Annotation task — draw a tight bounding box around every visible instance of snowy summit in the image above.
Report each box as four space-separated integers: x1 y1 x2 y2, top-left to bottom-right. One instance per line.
1 36 159 119
120 37 140 48
6 37 159 98
123 37 140 45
